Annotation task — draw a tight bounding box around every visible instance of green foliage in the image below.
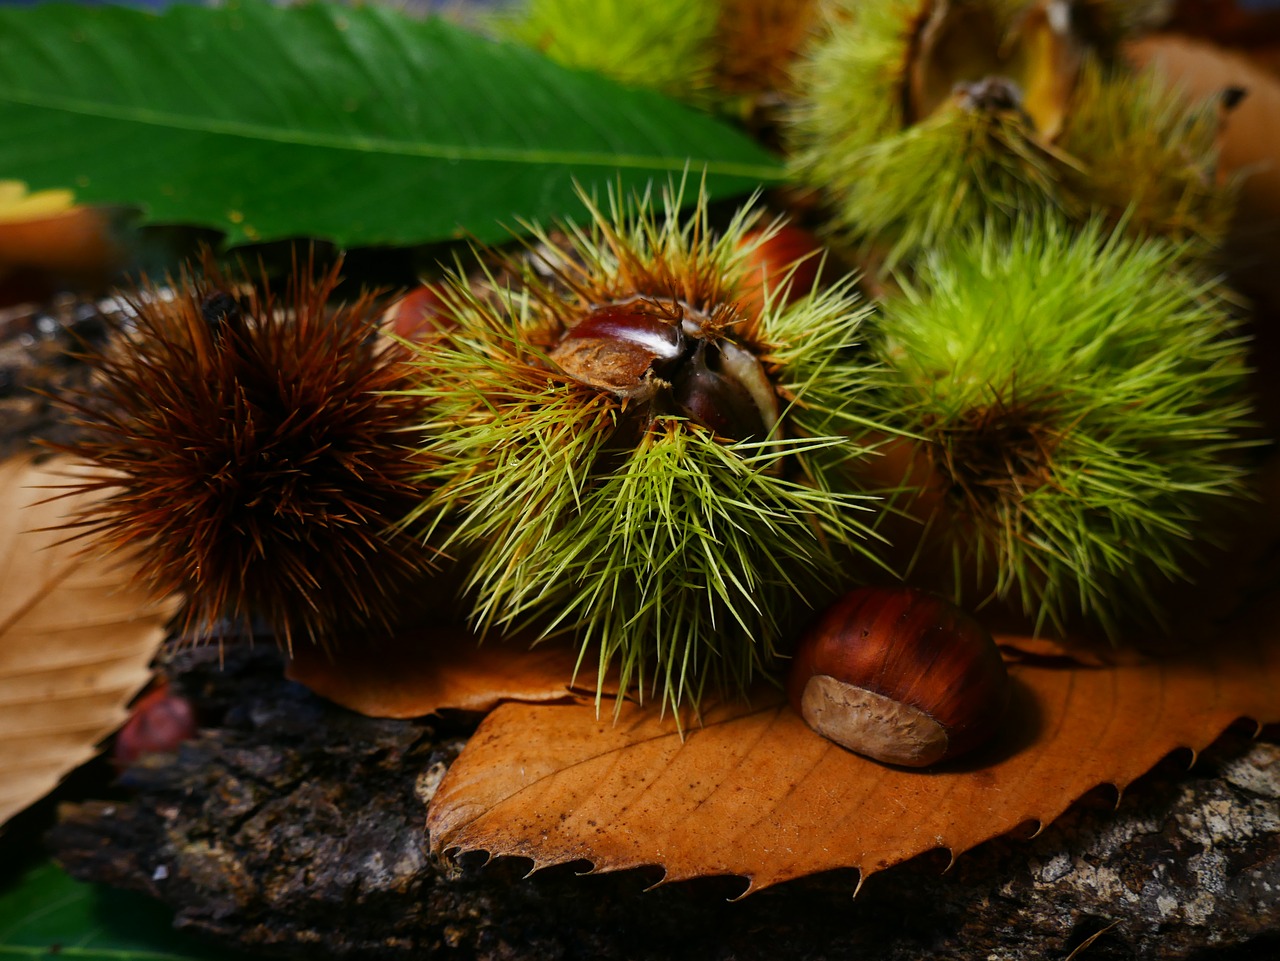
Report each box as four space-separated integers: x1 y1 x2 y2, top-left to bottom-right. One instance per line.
0 1 782 248
506 0 720 101
406 186 886 711
0 860 245 961
870 217 1255 636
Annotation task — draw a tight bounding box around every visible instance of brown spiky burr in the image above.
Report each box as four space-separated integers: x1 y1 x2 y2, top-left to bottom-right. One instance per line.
52 252 435 648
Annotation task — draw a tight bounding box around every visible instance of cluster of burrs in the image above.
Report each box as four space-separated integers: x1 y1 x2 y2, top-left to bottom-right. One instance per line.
776 0 1255 635
53 0 1260 713
788 0 1232 265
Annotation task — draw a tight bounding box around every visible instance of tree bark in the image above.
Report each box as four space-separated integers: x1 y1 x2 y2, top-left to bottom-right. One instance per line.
48 644 1280 961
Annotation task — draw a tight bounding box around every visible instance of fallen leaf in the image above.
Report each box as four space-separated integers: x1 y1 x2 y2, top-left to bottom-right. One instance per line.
994 634 1109 666
0 455 177 829
427 595 1280 893
286 632 611 718
0 180 76 222
1242 44 1280 79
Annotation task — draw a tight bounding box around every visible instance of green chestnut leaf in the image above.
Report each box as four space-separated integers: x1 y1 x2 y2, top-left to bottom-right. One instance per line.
0 0 783 248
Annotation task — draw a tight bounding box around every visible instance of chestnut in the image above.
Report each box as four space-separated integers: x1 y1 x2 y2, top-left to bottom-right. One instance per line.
561 302 685 362
113 681 198 769
736 224 825 319
548 298 780 440
787 587 1010 767
384 283 455 342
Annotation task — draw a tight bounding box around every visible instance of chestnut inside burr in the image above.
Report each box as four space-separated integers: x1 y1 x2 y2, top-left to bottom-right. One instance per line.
550 298 779 441
799 674 950 768
908 0 1007 123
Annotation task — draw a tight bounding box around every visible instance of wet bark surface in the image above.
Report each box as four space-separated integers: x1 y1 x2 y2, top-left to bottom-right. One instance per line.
47 645 1280 961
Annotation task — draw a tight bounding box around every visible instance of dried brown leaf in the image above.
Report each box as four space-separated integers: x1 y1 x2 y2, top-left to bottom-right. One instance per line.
0 455 177 829
428 599 1280 893
995 634 1110 666
286 633 607 718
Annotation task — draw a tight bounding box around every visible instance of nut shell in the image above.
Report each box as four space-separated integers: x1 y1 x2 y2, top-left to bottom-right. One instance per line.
386 283 455 342
737 224 825 319
788 587 1010 767
113 682 197 769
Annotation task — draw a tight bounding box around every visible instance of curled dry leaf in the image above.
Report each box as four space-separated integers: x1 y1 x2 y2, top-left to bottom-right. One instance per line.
994 635 1109 666
0 455 178 829
0 181 119 279
286 632 614 718
427 598 1280 893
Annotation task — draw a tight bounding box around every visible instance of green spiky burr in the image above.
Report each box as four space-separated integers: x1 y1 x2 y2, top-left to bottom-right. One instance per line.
865 215 1255 638
504 0 720 101
787 0 1231 267
404 186 887 711
1057 59 1232 248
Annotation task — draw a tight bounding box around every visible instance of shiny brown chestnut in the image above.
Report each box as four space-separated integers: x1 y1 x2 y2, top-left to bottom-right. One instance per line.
787 586 1010 767
736 224 825 320
549 299 780 440
384 283 456 342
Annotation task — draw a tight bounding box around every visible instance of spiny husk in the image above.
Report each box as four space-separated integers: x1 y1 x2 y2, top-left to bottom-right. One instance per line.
1058 59 1233 251
405 186 887 712
789 0 921 162
803 95 1075 268
53 255 435 648
712 0 820 103
505 0 720 101
788 0 1072 266
868 216 1255 637
788 0 1230 266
